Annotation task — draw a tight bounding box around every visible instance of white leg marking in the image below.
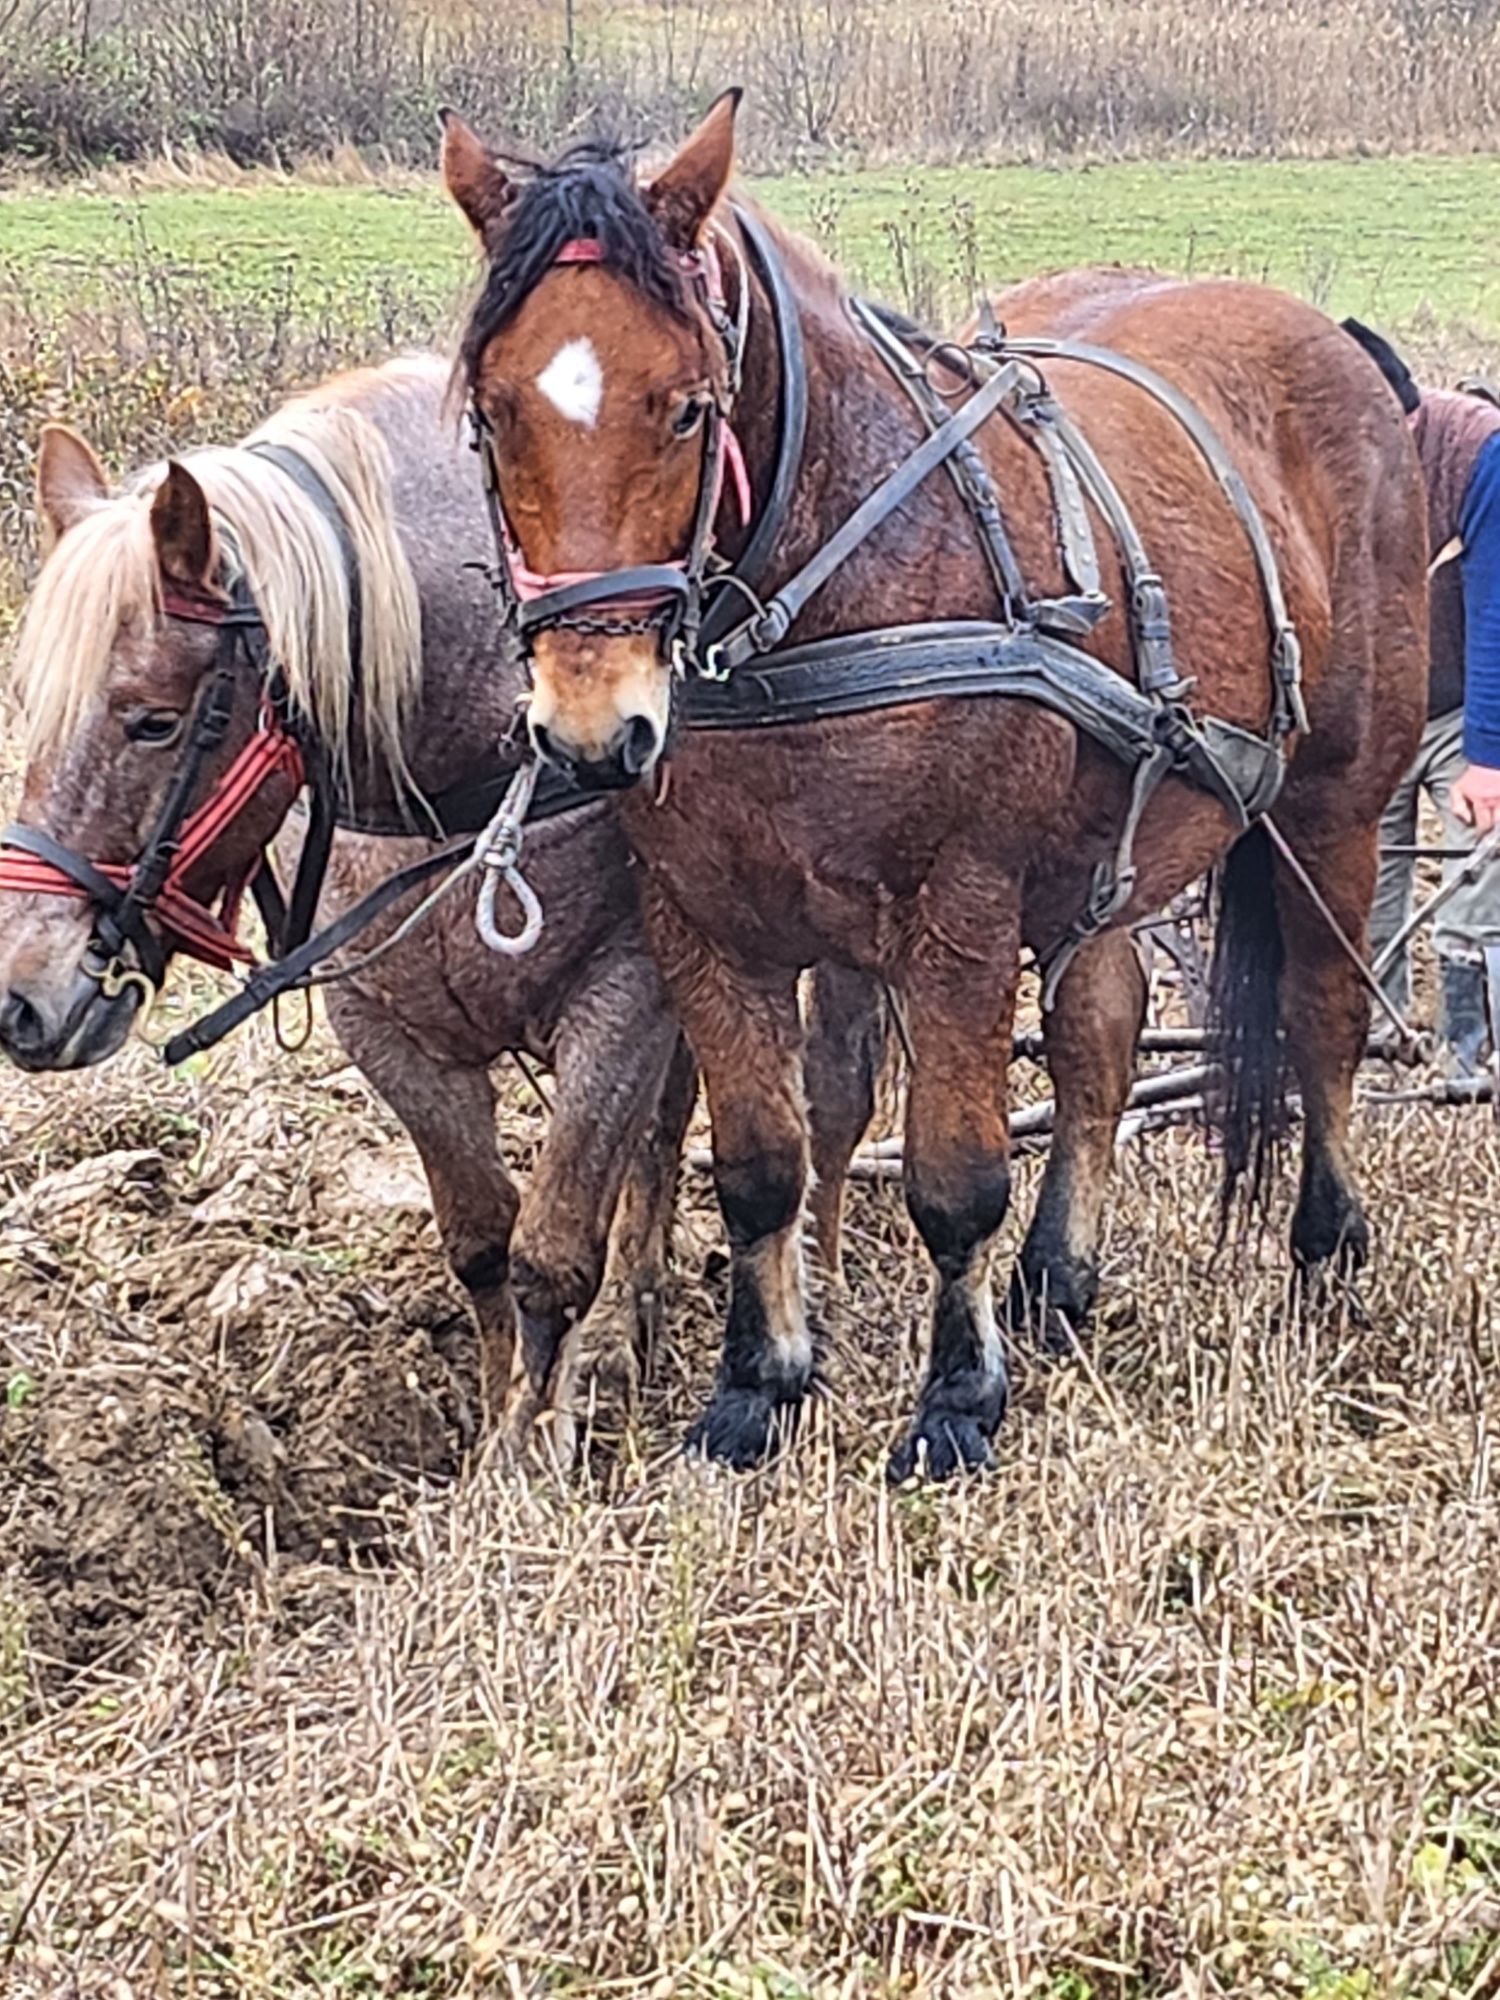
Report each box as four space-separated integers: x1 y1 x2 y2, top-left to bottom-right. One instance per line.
537 338 604 427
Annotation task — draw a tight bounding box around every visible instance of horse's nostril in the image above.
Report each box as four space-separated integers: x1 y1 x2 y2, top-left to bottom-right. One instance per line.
0 988 47 1055
621 715 660 776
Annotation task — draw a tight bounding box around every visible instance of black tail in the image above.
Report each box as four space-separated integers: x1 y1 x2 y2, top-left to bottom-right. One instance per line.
1339 316 1421 416
1209 823 1290 1216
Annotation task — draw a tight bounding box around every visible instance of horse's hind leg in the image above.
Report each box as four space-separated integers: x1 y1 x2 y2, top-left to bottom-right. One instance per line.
508 949 682 1426
577 1032 697 1398
1008 928 1146 1350
323 987 521 1418
1272 819 1379 1271
804 964 888 1280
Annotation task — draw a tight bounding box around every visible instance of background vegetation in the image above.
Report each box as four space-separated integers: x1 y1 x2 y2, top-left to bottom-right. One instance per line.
7 0 1500 174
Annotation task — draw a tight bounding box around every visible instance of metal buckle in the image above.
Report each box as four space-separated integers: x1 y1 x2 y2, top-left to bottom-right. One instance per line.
83 954 161 1040
696 638 732 683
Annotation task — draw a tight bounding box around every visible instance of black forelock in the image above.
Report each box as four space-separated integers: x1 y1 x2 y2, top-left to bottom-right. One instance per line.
459 139 692 383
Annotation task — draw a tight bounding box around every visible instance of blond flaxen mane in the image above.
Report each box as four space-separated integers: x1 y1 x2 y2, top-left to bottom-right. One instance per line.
12 386 424 790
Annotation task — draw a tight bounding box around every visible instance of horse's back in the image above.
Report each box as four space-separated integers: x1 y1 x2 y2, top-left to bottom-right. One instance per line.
981 267 1427 765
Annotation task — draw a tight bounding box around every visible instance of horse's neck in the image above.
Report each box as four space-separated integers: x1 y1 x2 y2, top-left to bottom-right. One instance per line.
329 370 524 818
733 249 1046 638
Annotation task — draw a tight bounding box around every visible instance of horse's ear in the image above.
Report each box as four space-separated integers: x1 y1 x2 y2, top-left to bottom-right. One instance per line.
35 424 110 543
150 462 217 590
646 88 741 249
439 109 515 250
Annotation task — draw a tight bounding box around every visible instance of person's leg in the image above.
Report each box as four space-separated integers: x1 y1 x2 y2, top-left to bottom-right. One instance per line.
1369 750 1421 1015
1427 709 1497 1070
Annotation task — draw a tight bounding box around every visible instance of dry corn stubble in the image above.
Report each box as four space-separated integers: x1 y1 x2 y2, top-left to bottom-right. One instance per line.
0 1003 1498 1997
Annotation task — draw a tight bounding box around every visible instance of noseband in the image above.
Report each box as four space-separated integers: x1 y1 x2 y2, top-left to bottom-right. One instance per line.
469 232 753 667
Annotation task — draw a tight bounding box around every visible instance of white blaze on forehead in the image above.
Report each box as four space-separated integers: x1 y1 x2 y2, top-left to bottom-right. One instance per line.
536 338 604 427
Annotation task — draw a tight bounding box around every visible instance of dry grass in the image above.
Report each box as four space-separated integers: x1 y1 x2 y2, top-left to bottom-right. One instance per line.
1 997 1499 1997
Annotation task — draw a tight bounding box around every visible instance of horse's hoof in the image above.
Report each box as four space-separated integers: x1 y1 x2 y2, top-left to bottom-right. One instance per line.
1290 1171 1370 1275
887 1408 998 1484
684 1385 794 1469
1006 1258 1098 1357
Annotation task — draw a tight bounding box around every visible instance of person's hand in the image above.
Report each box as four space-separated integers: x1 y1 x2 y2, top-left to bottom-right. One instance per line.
1450 761 1500 833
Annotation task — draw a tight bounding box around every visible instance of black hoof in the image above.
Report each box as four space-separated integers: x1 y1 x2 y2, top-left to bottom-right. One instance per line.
887 1406 999 1484
685 1384 798 1469
1290 1198 1369 1275
1006 1256 1098 1357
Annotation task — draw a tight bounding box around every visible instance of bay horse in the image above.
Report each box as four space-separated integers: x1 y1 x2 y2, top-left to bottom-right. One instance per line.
442 94 1428 1478
0 355 696 1428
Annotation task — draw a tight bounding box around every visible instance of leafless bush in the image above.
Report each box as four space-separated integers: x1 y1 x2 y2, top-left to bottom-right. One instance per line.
7 0 1500 171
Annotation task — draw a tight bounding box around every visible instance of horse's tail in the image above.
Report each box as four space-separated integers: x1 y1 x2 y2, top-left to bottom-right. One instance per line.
1339 316 1421 416
1208 822 1290 1215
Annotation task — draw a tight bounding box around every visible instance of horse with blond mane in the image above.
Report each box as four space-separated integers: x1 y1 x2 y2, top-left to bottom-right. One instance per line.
0 354 694 1421
443 93 1428 1478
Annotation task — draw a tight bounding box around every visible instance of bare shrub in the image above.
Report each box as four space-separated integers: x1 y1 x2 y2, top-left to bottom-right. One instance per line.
7 0 1500 172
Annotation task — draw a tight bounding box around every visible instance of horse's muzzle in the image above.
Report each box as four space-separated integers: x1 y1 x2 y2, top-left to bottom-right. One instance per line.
0 967 142 1072
531 714 662 793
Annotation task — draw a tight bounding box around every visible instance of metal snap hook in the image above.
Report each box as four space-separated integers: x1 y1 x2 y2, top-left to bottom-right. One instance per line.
83 954 162 1041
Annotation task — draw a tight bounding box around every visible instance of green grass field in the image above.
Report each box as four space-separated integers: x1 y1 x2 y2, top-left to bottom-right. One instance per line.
5 152 1500 347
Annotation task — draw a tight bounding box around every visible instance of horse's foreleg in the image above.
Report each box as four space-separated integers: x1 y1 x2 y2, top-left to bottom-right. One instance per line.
1273 820 1378 1272
648 897 811 1467
1008 928 1146 1350
804 963 888 1280
888 869 1022 1483
509 951 682 1418
324 988 520 1417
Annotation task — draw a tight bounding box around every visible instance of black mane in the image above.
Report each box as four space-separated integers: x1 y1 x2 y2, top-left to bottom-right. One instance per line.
460 140 692 382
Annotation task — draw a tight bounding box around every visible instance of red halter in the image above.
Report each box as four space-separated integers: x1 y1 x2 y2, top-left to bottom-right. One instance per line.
0 588 304 973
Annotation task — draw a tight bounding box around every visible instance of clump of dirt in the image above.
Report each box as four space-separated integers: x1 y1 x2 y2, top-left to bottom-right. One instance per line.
0 1043 485 1676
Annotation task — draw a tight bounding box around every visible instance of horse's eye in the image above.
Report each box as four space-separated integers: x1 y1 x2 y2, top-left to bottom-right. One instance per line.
125 709 185 747
672 396 709 439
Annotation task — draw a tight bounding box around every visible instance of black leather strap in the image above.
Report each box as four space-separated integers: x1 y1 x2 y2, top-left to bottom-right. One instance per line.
699 204 809 650
161 841 470 1065
0 821 130 912
249 441 364 677
705 360 1021 674
517 565 691 634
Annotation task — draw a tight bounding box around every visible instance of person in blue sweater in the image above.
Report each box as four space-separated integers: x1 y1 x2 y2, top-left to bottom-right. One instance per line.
1346 320 1500 1070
